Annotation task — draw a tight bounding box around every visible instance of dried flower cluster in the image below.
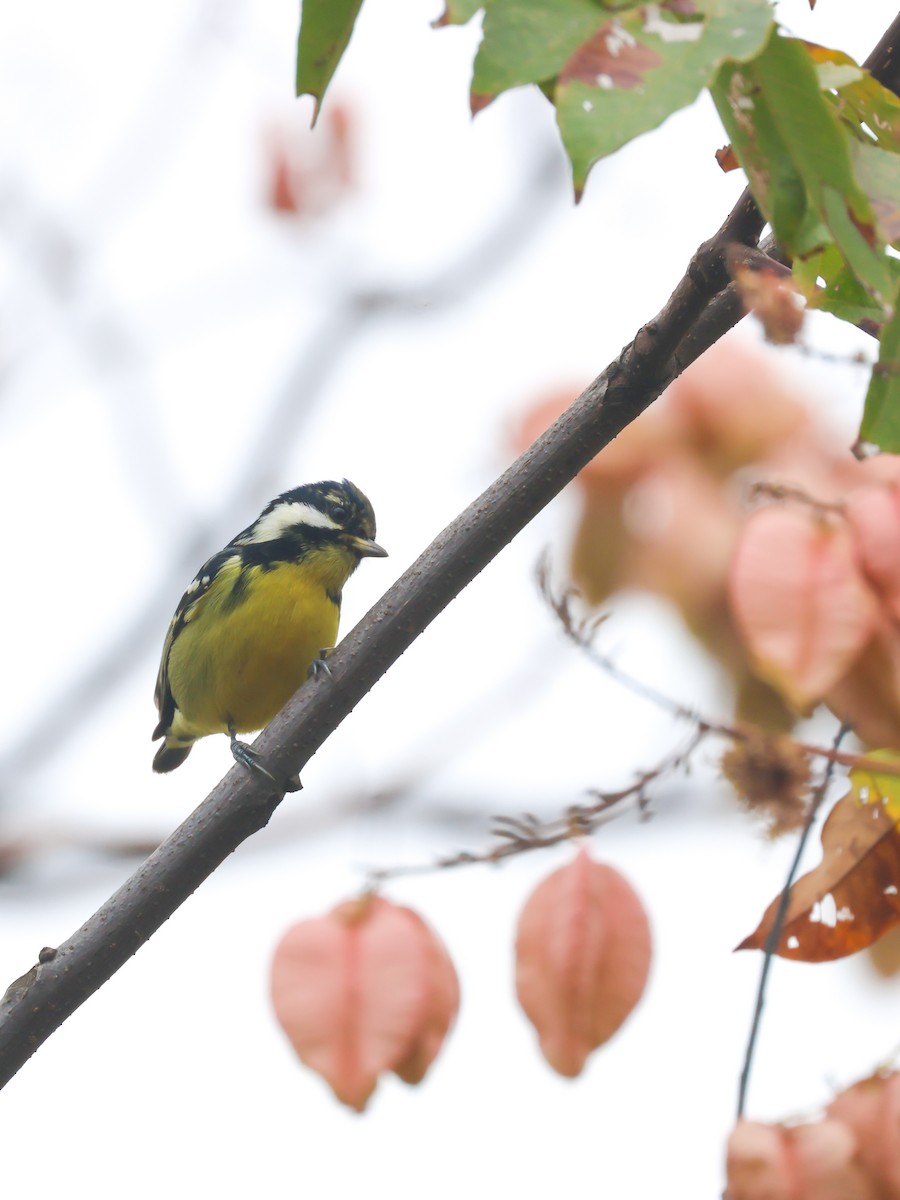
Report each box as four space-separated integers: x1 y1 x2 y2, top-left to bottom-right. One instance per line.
721 730 813 836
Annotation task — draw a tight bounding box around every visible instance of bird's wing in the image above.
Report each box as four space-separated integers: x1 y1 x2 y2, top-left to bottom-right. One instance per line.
152 548 240 738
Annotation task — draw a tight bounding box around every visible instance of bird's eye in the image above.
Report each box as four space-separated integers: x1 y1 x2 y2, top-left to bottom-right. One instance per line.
330 504 348 523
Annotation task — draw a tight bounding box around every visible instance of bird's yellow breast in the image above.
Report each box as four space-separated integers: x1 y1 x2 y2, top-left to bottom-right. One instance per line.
166 547 354 737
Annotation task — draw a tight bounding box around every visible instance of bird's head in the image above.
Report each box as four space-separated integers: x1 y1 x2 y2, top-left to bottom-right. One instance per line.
236 479 387 561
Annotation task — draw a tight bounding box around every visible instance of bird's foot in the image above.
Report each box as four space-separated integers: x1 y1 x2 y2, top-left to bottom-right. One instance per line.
228 725 301 794
308 647 334 680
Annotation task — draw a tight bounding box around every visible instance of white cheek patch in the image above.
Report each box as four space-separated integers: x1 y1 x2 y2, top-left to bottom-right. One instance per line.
245 501 340 543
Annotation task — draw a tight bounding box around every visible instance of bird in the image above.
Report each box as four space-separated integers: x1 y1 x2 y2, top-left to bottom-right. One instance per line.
152 479 386 780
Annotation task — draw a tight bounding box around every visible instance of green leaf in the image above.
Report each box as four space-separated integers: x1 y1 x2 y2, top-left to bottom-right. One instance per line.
471 0 606 105
794 244 892 326
848 140 900 248
712 34 894 307
815 59 863 93
553 0 773 198
714 58 822 253
755 35 891 297
296 0 365 120
860 287 900 453
851 752 900 824
810 44 900 152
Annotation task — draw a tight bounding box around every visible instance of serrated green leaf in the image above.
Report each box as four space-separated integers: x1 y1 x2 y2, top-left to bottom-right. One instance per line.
713 34 894 307
860 289 900 453
553 0 773 197
296 0 365 120
472 0 606 100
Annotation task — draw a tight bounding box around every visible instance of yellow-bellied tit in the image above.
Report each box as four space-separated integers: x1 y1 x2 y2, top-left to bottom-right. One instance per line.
152 479 386 778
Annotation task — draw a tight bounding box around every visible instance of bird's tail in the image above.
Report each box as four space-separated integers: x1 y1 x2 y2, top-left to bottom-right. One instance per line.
152 741 193 773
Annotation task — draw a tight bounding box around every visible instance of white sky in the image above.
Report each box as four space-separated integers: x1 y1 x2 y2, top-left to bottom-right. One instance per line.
0 2 895 1197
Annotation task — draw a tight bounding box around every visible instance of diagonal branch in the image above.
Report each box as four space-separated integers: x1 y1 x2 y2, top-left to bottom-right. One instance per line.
1 15 898 1091
0 204 747 1087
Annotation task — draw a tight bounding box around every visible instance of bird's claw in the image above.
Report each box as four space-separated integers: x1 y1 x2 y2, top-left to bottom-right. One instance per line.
229 726 301 794
308 649 334 680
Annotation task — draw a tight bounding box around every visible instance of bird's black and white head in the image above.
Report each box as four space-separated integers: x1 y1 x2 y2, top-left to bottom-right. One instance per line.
235 479 387 562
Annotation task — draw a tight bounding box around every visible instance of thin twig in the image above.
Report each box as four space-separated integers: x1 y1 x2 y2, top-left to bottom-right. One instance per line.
541 566 900 781
537 557 721 731
747 481 846 517
364 728 706 885
736 724 851 1119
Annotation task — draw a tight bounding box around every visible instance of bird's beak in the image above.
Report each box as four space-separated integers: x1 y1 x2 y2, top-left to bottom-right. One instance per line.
347 535 388 558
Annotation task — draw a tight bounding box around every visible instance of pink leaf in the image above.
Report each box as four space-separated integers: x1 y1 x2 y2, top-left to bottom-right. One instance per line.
825 620 900 750
725 1121 793 1200
828 1072 900 1198
515 848 651 1078
847 485 900 621
271 897 459 1111
729 506 879 710
785 1120 877 1199
725 1118 878 1200
391 909 460 1086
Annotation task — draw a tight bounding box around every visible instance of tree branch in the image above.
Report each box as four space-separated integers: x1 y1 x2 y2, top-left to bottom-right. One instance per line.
0 217 742 1087
1 14 897 1091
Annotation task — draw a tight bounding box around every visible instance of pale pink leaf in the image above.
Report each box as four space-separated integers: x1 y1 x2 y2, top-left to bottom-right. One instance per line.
392 909 460 1085
825 620 900 751
725 1121 793 1200
729 506 879 709
515 849 651 1078
725 1119 878 1200
784 1119 876 1199
271 897 459 1111
828 1072 900 1199
847 485 900 621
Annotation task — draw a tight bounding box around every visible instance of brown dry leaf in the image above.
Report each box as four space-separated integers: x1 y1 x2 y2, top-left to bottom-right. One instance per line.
866 923 900 977
559 23 663 90
716 144 740 172
737 791 900 961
